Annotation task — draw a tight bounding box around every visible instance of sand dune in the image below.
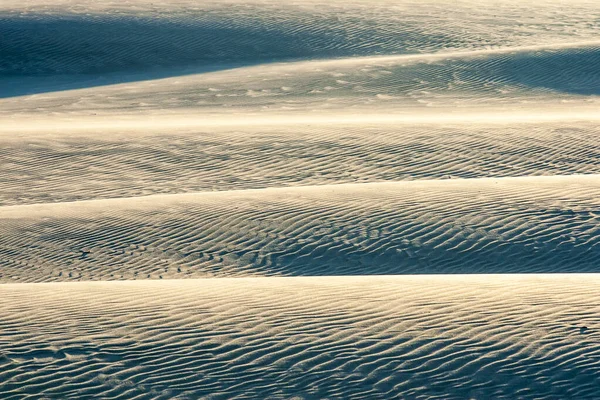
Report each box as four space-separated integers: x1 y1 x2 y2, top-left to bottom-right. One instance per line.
3 0 600 96
2 0 599 398
2 176 599 282
2 276 600 399
2 121 600 206
3 41 600 118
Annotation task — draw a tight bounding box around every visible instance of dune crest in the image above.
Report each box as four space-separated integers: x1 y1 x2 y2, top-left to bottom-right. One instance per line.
2 0 600 398
2 175 599 282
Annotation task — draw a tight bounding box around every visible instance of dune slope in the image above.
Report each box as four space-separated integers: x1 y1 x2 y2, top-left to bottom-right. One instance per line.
2 0 600 398
3 0 600 96
1 276 600 399
1 176 599 282
2 121 599 206
3 42 600 117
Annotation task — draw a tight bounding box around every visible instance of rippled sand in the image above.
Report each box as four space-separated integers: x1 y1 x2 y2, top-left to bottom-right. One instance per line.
1 0 599 398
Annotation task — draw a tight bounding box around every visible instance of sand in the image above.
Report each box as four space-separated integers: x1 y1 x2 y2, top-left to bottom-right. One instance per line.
1 0 599 398
2 276 600 399
1 175 599 282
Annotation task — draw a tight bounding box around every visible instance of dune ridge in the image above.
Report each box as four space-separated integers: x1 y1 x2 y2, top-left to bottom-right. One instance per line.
2 121 599 206
2 0 600 398
4 0 600 80
1 276 600 399
4 42 600 117
2 175 599 282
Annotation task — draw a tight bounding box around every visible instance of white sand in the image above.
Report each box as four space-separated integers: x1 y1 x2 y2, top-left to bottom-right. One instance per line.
1 175 599 281
1 0 599 398
1 276 600 399
1 121 599 206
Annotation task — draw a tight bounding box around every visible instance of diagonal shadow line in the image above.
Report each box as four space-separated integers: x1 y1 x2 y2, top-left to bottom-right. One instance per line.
2 14 600 99
0 61 269 99
0 13 435 98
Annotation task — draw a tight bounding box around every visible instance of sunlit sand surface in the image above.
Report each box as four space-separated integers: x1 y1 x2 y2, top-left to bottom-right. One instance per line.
1 0 599 398
2 175 599 282
2 276 600 399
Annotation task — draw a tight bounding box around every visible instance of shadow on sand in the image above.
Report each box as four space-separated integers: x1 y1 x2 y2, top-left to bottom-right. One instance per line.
2 14 600 98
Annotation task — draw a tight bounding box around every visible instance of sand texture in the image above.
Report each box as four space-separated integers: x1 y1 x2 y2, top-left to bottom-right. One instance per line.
1 0 600 398
2 276 600 399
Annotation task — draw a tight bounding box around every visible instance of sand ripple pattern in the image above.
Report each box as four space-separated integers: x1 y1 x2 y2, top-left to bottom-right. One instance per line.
1 176 599 282
2 1 600 398
2 122 599 206
3 0 599 80
1 276 600 399
4 44 600 116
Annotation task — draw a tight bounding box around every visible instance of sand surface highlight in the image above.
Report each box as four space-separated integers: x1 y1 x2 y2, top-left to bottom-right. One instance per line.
2 276 600 399
2 0 600 398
